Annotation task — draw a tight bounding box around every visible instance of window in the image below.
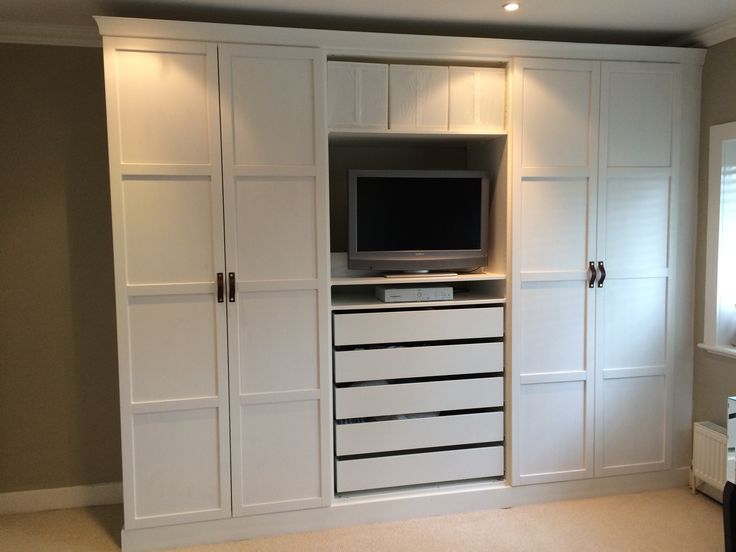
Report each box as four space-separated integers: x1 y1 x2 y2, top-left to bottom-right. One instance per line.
701 121 736 358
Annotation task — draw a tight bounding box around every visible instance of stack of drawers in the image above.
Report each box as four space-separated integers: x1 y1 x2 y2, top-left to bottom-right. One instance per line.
333 306 505 493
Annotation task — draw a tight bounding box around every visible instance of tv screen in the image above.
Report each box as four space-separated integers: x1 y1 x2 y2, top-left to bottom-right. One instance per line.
348 170 489 272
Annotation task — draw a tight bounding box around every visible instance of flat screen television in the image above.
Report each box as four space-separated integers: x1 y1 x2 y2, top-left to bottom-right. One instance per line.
348 169 489 273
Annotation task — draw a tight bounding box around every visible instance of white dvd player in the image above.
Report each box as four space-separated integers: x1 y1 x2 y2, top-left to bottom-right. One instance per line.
374 285 453 303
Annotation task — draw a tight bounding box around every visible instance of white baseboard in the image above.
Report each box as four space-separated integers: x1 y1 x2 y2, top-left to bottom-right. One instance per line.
0 482 122 515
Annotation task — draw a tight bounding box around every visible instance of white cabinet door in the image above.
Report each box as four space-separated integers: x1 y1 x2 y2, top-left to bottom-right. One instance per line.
219 44 330 516
389 64 449 131
328 61 388 130
594 62 679 477
511 58 600 485
102 38 230 528
449 66 506 132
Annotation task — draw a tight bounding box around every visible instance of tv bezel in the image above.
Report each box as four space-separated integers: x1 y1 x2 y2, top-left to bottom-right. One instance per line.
347 169 489 273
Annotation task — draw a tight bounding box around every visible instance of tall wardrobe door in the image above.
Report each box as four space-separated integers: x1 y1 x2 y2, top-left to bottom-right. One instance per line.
511 58 600 485
102 38 230 528
595 62 679 476
219 44 330 516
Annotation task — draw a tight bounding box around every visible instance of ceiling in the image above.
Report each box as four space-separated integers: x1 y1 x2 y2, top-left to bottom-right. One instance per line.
2 0 736 47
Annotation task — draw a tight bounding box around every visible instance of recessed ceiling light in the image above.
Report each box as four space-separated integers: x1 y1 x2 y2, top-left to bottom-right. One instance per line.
503 2 520 11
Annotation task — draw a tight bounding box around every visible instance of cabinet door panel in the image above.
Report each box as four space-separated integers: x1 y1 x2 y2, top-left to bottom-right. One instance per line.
328 61 388 130
239 401 322 514
520 178 588 273
519 65 595 168
449 66 505 131
606 69 674 167
518 382 588 479
227 53 315 166
129 295 218 402
115 47 212 165
123 178 215 284
237 290 319 395
390 65 449 131
132 409 223 524
599 375 666 469
234 176 317 281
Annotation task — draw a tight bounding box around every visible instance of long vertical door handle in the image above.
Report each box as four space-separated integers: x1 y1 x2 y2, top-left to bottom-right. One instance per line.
597 261 606 288
217 273 224 303
588 261 597 288
228 272 236 302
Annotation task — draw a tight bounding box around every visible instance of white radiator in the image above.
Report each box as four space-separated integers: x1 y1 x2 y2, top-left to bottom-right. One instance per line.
691 421 727 502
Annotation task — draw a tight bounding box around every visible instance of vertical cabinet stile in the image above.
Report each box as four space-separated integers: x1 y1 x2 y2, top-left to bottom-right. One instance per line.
218 44 328 517
101 37 231 528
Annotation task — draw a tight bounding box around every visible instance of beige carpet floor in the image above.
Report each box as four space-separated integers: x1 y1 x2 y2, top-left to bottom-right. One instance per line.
0 487 724 552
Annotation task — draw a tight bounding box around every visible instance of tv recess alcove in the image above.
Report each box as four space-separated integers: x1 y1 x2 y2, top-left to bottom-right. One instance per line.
96 15 702 551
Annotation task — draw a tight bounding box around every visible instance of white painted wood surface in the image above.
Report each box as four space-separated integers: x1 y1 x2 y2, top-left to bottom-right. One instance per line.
335 377 503 419
333 306 504 346
102 37 231 529
511 58 599 485
594 62 678 477
336 411 503 455
389 64 449 131
334 342 503 382
328 61 388 130
336 446 504 493
219 43 330 517
449 66 506 132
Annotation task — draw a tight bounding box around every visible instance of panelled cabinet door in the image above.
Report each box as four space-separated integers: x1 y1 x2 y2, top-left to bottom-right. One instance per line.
449 66 506 132
328 61 388 130
219 44 330 516
510 58 600 485
102 37 230 528
594 62 679 477
389 64 449 131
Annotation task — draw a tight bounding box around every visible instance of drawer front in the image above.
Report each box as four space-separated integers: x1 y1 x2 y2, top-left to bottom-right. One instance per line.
333 307 503 346
336 411 503 456
334 342 503 383
336 446 504 492
335 377 503 419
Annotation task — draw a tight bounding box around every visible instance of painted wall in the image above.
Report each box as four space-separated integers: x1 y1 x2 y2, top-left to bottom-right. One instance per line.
0 43 121 492
692 37 736 426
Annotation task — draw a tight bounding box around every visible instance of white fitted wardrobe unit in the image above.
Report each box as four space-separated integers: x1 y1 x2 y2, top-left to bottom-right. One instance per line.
97 16 703 551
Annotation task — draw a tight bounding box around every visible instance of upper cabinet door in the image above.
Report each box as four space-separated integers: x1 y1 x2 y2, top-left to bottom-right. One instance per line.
389 64 449 131
510 58 600 486
218 44 330 517
102 37 231 529
328 61 388 130
449 66 506 132
594 62 679 477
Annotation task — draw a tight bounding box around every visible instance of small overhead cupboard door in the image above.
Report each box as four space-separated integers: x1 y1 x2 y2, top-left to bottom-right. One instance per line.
511 58 679 485
218 44 330 516
102 38 231 528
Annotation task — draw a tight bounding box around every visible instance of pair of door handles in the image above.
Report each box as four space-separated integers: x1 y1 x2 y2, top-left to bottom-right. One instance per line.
588 261 607 288
216 273 236 303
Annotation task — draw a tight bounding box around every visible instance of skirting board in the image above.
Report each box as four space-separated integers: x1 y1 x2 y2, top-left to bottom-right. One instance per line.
122 468 689 552
0 482 123 515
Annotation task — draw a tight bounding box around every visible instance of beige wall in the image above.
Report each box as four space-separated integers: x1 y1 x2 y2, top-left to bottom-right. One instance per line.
692 38 736 426
0 43 121 492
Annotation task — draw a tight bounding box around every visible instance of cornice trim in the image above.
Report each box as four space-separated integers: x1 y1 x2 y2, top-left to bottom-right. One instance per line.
688 14 736 47
0 21 101 48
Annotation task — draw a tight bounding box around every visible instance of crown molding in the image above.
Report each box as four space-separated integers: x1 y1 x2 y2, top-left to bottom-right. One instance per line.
688 14 736 47
0 21 101 48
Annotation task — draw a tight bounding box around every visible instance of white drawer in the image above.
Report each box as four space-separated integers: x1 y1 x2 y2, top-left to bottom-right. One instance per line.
334 342 503 383
336 411 503 456
335 377 503 419
333 307 503 346
336 446 504 492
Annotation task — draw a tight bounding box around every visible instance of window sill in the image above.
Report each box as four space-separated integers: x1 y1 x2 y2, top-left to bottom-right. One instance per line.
698 343 736 360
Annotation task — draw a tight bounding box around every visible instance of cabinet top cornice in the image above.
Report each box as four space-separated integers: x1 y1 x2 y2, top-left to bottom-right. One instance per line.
94 16 705 66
